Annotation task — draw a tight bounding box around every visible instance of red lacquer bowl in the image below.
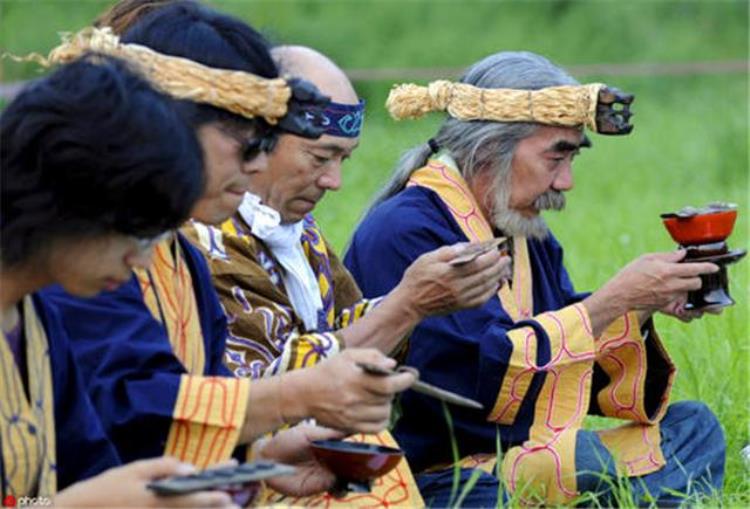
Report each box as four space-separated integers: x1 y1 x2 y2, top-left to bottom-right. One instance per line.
310 440 403 482
661 209 737 245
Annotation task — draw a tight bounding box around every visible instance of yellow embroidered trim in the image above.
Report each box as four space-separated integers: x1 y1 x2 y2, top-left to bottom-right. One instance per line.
488 327 538 425
166 375 250 468
0 297 57 497
509 239 533 320
596 312 674 424
597 422 665 477
337 297 380 328
500 303 595 504
134 238 205 374
283 332 341 372
220 219 240 239
408 160 493 240
591 312 675 476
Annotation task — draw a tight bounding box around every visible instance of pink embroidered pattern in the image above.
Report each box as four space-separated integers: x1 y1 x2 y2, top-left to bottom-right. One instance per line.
407 161 675 502
502 303 596 503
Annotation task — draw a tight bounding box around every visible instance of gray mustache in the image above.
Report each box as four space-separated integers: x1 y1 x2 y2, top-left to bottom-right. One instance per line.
534 190 566 211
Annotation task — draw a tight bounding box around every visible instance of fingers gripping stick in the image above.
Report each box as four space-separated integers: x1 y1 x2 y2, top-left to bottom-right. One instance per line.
449 238 508 267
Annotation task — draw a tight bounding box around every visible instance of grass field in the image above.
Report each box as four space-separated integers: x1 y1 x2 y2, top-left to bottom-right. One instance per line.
1 0 748 506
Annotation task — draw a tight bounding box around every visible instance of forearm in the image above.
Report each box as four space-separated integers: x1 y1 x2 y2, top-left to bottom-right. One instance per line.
240 370 311 442
582 287 627 338
582 286 653 338
336 284 421 354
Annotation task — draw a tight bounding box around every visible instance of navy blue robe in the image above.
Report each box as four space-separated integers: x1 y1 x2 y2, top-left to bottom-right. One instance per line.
346 185 599 471
39 234 233 464
1 295 120 496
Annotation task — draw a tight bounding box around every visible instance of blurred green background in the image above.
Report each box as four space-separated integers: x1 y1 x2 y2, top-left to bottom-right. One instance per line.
1 0 748 505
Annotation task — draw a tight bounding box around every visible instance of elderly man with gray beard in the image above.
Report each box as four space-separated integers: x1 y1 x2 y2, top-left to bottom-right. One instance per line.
345 51 725 506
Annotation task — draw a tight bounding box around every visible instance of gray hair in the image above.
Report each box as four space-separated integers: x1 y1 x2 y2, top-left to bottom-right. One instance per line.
365 51 579 216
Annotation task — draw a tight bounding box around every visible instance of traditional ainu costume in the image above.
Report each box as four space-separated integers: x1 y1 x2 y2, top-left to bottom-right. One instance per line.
185 215 373 378
183 97 425 507
42 235 250 467
1 296 120 499
343 80 725 505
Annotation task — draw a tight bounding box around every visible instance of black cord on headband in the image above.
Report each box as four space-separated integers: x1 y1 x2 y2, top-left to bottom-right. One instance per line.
427 138 440 154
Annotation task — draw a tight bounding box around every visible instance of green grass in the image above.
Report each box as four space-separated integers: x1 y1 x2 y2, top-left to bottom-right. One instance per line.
1 0 747 505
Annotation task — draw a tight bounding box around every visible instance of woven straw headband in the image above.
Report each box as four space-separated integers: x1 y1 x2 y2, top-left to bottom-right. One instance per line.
11 27 294 125
386 80 634 135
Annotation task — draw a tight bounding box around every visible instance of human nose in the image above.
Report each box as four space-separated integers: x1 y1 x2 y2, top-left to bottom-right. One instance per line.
552 161 574 191
317 162 342 191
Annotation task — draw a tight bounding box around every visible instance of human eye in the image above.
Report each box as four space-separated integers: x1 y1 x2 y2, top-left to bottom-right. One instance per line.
548 154 565 165
308 151 331 166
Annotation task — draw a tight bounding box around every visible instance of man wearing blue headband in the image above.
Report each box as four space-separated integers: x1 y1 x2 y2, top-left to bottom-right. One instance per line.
184 45 511 507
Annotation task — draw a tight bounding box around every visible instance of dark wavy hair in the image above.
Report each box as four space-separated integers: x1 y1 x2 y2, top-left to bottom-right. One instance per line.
0 55 204 267
95 0 181 35
121 1 278 128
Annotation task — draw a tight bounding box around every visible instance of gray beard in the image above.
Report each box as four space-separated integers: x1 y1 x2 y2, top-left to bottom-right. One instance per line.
490 188 566 240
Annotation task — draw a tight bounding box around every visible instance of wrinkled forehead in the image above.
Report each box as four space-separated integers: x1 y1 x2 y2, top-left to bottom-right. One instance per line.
300 133 360 153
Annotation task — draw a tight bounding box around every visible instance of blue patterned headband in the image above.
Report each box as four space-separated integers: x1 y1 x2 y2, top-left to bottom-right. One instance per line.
305 99 365 138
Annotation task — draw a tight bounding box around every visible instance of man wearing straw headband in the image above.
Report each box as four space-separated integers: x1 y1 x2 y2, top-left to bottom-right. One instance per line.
346 51 724 506
37 3 420 496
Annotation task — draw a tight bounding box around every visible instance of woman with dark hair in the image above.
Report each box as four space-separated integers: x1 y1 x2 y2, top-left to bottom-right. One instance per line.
0 55 239 507
40 1 416 497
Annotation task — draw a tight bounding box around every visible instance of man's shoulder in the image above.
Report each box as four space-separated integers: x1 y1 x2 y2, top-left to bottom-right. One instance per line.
361 186 456 236
182 219 262 266
348 186 465 269
39 276 144 309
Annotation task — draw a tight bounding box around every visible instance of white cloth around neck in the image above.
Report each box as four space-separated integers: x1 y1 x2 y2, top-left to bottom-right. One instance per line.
238 192 323 330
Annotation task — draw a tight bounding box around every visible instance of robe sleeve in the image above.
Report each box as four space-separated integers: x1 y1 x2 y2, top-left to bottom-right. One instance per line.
39 279 249 468
184 222 344 377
